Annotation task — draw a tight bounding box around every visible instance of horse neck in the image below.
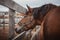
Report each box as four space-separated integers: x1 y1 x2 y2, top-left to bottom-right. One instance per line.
39 4 57 22
33 4 57 25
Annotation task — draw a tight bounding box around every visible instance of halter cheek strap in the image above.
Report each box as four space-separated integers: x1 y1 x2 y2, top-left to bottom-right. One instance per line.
18 16 34 31
24 19 34 30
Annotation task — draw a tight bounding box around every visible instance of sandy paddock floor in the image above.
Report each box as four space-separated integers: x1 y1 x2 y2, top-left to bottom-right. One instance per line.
0 27 9 40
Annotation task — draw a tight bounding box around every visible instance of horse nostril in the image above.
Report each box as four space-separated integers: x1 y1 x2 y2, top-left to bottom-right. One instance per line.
15 28 21 34
14 26 25 34
15 28 17 32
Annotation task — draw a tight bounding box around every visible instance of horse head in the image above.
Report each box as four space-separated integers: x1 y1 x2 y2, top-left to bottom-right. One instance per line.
15 5 36 34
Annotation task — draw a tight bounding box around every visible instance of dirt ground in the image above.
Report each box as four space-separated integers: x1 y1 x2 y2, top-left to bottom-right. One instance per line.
0 27 9 40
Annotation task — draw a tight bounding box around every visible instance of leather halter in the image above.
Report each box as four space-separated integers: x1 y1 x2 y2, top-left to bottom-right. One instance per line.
18 15 34 28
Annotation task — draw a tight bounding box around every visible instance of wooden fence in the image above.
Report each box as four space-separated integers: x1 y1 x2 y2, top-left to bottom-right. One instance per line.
0 0 27 39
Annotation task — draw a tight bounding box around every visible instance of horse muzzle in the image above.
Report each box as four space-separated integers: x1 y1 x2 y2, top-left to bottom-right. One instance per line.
15 26 26 34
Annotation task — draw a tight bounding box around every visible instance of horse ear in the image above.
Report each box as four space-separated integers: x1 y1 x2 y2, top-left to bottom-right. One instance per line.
26 5 32 13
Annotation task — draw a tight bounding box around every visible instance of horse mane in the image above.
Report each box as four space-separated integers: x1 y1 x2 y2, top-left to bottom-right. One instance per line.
33 3 57 19
39 4 57 16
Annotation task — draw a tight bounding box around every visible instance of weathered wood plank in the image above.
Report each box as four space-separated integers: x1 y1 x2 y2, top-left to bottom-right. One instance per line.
0 0 27 13
9 9 15 39
12 31 26 40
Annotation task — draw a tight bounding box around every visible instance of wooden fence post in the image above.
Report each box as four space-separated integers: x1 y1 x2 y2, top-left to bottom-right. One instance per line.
3 15 5 29
9 9 15 40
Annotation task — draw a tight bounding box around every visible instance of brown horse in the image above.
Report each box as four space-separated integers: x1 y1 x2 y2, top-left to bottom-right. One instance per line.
15 4 57 33
15 4 60 40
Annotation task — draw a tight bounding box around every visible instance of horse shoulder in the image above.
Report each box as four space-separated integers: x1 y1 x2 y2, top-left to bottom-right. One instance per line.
42 7 60 40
